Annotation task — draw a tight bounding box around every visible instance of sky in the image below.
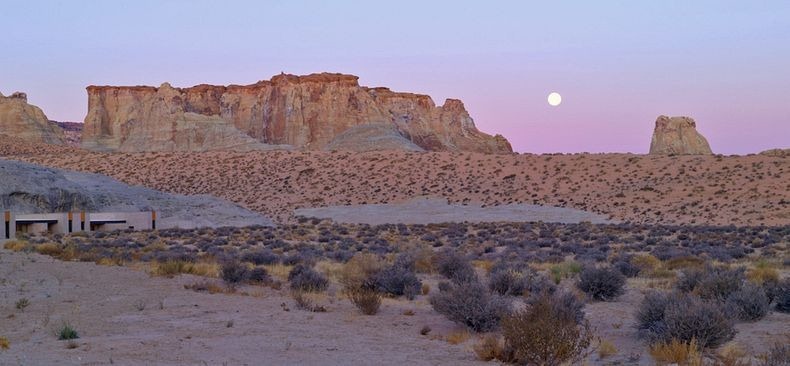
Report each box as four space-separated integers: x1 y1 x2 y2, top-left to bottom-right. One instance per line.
1 1 788 154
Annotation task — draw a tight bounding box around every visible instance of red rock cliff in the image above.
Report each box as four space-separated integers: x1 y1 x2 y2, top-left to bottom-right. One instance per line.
82 73 512 153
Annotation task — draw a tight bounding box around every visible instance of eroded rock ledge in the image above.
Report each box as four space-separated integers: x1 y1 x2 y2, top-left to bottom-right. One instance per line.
82 73 513 153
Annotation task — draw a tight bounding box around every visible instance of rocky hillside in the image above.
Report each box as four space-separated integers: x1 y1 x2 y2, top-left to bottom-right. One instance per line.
649 115 713 155
0 92 64 145
2 137 787 226
0 158 272 228
82 73 512 153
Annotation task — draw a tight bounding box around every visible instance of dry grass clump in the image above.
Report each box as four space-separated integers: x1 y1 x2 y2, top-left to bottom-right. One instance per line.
649 338 702 366
445 330 471 345
3 240 27 252
35 242 62 256
501 291 593 365
184 280 229 294
473 335 513 362
150 260 218 278
747 261 779 286
597 339 618 359
338 253 383 289
346 287 381 315
0 336 9 350
291 290 327 312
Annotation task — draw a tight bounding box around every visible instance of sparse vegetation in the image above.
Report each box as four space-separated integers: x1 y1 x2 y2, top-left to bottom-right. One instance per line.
577 265 626 301
502 291 594 365
346 288 382 315
58 323 79 340
430 279 510 332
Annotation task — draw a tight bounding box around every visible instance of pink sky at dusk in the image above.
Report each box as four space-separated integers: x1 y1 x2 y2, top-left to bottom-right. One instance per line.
1 1 788 154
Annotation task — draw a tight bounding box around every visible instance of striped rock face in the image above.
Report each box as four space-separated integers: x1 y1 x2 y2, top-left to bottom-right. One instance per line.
81 73 512 154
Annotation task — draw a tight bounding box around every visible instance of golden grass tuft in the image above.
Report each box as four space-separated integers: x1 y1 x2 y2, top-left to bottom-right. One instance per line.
0 336 8 350
35 242 62 256
445 330 471 345
747 261 779 285
264 263 294 281
598 339 618 359
3 240 27 252
716 343 749 366
184 280 229 294
649 338 702 366
632 254 661 272
473 334 508 362
150 260 218 278
338 253 383 288
472 259 494 273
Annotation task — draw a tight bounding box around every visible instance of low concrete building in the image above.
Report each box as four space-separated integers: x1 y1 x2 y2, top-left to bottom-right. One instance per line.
1 211 155 239
14 213 71 235
87 211 155 232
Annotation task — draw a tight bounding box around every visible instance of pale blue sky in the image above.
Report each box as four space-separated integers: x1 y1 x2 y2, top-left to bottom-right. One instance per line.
1 1 788 153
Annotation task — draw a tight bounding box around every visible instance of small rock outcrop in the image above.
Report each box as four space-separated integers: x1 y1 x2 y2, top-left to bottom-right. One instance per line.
0 92 64 144
760 148 789 157
82 73 512 153
649 116 712 155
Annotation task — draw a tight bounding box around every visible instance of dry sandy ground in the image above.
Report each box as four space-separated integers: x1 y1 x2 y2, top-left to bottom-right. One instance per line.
0 249 482 366
3 249 788 365
295 197 615 225
1 138 787 226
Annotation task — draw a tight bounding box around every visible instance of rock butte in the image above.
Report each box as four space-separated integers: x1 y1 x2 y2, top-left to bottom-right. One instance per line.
81 73 513 153
0 91 64 145
649 115 713 155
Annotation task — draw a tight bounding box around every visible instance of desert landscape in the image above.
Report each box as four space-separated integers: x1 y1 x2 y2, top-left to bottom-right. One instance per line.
2 2 790 366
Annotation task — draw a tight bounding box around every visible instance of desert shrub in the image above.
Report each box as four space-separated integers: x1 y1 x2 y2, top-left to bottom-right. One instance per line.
241 249 279 265
338 253 383 289
488 269 528 296
435 251 476 283
247 267 271 284
502 291 594 366
636 291 736 348
760 343 790 366
15 298 30 311
676 265 745 301
58 323 79 340
747 263 779 285
725 283 770 321
291 290 326 312
772 278 790 313
649 338 702 366
631 254 661 273
429 279 510 332
577 266 626 301
373 261 421 300
613 258 641 277
288 264 329 292
220 260 249 286
346 287 382 315
526 289 586 323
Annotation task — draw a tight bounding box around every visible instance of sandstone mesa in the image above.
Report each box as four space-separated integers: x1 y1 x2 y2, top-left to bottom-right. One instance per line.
81 73 513 153
649 115 713 155
0 91 65 145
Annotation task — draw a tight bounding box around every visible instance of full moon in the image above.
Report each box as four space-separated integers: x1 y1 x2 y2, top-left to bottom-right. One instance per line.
547 92 562 106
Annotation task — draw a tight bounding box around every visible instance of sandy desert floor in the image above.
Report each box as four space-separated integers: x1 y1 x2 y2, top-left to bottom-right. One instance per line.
1 137 787 226
0 249 484 365
2 243 788 365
